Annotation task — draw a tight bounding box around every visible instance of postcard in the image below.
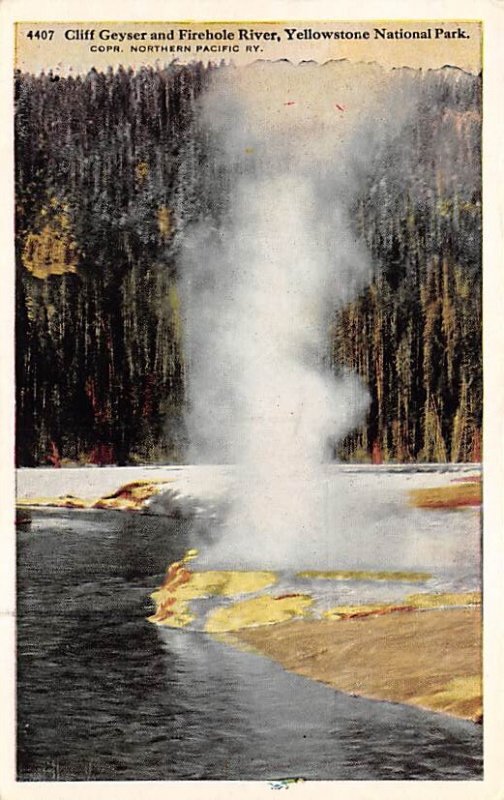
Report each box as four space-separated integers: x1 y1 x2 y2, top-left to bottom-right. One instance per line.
1 2 503 799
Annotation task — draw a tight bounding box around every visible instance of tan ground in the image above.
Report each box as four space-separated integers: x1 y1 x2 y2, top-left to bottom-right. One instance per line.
408 481 481 508
232 608 482 722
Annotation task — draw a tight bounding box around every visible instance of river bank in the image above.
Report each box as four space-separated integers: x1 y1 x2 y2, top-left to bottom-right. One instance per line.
231 607 482 722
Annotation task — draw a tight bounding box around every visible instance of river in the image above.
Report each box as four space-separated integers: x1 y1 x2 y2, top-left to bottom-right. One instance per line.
17 494 482 781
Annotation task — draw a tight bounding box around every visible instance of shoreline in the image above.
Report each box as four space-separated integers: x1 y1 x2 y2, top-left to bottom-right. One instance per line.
231 608 482 723
16 462 481 499
15 464 482 517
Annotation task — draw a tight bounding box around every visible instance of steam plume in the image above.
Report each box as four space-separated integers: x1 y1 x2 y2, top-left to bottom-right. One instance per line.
180 61 416 568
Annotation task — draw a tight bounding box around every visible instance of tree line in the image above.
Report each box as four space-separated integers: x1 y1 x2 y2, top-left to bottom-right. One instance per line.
15 64 481 465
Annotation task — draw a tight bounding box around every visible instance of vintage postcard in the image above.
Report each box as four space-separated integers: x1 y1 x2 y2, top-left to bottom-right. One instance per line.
1 1 503 798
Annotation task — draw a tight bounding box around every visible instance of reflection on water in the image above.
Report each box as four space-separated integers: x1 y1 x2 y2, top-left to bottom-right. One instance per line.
17 502 482 780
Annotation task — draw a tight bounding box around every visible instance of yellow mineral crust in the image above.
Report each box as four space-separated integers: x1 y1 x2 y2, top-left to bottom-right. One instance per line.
152 570 277 603
17 478 174 512
148 598 195 628
93 479 174 510
296 569 431 582
204 594 314 633
408 482 481 509
323 592 481 621
17 495 94 509
405 591 481 608
323 602 411 620
410 675 482 722
148 561 278 629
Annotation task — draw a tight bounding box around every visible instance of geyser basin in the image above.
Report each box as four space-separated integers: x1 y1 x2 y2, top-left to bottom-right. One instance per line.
17 465 483 783
16 464 482 572
139 463 481 726
148 558 480 634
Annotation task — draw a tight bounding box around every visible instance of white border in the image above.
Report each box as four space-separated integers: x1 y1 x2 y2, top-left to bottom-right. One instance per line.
1 1 502 799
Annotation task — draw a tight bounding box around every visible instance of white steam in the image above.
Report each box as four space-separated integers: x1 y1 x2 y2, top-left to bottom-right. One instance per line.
180 62 416 568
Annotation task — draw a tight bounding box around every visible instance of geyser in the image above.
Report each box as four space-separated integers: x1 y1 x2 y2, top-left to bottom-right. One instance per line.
180 61 416 569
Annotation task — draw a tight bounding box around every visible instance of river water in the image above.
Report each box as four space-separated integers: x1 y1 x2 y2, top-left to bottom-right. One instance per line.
17 486 482 781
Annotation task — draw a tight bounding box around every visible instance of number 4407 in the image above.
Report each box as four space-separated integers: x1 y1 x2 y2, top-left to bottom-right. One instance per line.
26 30 54 40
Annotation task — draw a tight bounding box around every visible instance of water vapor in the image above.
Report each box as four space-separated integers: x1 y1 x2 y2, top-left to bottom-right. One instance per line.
180 61 417 568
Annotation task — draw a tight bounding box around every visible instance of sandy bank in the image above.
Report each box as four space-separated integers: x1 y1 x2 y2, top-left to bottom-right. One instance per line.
232 608 482 722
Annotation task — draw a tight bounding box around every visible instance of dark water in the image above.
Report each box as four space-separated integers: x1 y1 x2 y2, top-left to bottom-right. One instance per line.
17 510 483 781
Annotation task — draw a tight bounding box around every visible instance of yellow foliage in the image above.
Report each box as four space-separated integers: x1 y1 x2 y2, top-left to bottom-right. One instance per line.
24 296 37 321
22 201 79 279
157 206 172 240
454 265 470 299
421 401 449 462
436 198 453 217
204 594 313 633
135 161 149 184
168 283 182 342
451 379 469 462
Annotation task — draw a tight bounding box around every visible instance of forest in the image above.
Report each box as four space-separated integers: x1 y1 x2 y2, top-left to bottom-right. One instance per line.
14 62 481 466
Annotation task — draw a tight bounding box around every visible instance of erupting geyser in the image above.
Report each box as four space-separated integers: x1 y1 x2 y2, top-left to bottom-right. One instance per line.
180 61 416 569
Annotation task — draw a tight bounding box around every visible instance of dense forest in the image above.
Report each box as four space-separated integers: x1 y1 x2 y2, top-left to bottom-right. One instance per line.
14 63 481 466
